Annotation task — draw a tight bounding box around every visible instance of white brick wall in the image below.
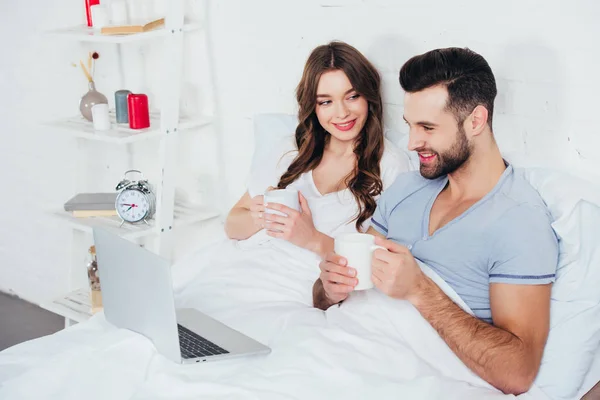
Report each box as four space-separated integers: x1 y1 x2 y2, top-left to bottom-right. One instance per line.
0 0 598 304
209 0 600 196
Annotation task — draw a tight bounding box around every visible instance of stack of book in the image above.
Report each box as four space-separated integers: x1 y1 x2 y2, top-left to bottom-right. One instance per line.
64 193 118 218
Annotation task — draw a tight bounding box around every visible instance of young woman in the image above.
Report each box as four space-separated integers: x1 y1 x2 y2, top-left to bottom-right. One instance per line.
170 41 411 327
225 41 410 258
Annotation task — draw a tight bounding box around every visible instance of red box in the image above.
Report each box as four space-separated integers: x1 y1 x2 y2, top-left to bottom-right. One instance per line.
85 0 100 27
128 94 150 130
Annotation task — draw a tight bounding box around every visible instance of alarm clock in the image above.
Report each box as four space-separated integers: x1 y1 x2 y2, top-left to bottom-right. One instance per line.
114 169 156 225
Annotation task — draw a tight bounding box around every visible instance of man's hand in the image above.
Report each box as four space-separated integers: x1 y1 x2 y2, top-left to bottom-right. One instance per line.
371 235 426 301
313 252 358 309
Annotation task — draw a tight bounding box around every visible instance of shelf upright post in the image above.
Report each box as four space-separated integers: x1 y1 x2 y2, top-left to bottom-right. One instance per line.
154 0 185 260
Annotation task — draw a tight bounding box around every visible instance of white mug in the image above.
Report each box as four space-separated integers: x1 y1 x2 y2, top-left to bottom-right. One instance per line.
264 188 300 217
334 233 386 291
91 103 111 131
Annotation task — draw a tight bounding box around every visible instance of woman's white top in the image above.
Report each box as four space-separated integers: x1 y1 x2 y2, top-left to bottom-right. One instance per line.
246 136 411 244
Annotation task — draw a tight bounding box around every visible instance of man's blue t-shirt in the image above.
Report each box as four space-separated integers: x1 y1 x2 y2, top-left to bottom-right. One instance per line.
371 164 559 324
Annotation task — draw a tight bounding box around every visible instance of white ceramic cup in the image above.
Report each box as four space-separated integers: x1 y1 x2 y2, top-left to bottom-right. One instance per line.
91 103 111 131
264 188 300 217
334 233 386 291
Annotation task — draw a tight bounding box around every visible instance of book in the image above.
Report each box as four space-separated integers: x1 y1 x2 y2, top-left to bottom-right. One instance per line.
72 209 118 218
100 18 165 36
64 192 117 212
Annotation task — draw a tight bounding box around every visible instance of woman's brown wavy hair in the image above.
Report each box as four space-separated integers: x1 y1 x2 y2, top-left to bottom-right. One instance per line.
277 41 384 230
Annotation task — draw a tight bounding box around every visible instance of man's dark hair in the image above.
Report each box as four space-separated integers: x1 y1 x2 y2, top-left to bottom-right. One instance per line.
399 47 497 128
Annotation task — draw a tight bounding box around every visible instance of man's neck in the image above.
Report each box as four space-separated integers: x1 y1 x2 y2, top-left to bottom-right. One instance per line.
445 144 506 201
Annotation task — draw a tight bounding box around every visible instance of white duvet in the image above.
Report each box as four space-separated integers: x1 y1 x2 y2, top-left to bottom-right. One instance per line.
0 236 550 400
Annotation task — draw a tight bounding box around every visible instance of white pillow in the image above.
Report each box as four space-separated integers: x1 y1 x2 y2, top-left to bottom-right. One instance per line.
513 167 600 400
251 113 298 174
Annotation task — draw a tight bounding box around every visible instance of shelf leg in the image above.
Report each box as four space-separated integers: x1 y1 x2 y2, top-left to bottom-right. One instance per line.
154 0 185 262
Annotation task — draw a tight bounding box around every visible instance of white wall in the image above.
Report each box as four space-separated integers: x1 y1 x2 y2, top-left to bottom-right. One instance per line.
1 0 599 305
210 0 600 195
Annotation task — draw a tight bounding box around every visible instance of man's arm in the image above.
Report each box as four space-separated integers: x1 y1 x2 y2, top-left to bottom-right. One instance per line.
312 278 336 311
371 237 552 395
410 277 551 395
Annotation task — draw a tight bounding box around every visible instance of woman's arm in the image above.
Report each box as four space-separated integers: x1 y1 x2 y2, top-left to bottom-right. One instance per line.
224 191 265 240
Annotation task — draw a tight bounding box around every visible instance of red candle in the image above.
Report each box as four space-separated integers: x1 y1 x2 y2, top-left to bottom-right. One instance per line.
128 94 150 130
85 0 100 27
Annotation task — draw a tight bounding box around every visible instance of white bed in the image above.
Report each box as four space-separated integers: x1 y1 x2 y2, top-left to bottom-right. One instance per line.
0 114 599 400
0 237 550 400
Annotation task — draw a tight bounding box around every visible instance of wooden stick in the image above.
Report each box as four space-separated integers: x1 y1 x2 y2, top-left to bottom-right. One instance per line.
80 60 92 82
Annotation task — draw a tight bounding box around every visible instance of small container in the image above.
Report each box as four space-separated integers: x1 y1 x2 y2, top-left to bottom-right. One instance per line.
90 4 109 30
110 0 129 25
128 93 150 129
85 0 100 27
115 90 131 123
91 103 111 130
86 246 103 314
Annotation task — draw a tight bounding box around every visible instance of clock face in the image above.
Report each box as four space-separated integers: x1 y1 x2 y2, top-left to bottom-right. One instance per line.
116 189 150 223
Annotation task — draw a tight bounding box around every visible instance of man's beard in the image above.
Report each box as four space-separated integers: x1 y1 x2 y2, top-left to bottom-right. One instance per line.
420 126 471 180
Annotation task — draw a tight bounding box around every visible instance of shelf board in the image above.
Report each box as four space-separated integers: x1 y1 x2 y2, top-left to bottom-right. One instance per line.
46 22 202 44
52 206 221 239
45 111 212 144
40 288 93 323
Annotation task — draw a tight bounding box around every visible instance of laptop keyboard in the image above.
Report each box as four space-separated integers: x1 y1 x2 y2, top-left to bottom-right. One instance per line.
178 324 230 359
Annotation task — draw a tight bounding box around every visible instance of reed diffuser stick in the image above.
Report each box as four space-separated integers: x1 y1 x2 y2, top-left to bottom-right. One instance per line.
80 61 92 82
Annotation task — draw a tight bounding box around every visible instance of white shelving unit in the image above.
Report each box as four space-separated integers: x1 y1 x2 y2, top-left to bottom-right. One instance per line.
41 2 221 325
41 288 93 324
50 205 220 240
46 111 212 144
46 22 202 43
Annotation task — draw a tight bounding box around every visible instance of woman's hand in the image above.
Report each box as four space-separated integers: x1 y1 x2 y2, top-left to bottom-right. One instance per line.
264 192 319 249
225 187 279 240
248 194 266 230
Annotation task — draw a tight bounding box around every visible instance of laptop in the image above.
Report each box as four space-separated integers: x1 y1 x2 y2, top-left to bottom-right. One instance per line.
92 227 271 364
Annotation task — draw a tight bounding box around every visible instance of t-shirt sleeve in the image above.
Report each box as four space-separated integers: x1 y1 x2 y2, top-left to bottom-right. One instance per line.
246 136 297 198
370 182 395 236
370 142 412 236
488 203 559 285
